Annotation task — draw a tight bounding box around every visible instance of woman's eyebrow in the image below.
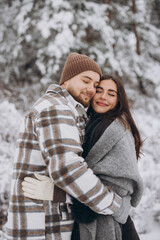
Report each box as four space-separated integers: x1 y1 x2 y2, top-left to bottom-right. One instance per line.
108 89 117 93
96 86 103 90
96 87 117 93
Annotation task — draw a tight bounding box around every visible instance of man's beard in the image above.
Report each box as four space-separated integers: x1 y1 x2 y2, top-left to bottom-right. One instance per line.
74 95 90 108
67 88 91 108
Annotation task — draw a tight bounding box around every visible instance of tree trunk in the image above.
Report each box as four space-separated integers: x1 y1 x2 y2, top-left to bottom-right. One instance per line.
132 0 141 55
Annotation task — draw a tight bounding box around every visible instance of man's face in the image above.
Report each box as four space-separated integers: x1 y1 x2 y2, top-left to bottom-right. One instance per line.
63 70 100 107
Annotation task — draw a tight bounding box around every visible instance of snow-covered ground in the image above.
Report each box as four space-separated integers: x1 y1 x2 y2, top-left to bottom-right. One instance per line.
140 225 160 240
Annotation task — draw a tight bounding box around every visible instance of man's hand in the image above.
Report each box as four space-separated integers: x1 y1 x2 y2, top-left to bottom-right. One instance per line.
112 195 131 224
22 173 54 200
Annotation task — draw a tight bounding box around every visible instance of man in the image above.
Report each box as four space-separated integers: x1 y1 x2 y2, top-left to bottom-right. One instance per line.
6 53 129 240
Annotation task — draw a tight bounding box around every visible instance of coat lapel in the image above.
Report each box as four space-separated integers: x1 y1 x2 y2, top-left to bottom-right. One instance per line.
85 119 125 169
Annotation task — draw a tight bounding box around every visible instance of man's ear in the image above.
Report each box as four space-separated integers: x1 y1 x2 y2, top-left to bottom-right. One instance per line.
61 79 70 89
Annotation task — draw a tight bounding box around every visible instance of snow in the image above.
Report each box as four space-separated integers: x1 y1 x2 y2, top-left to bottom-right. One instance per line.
139 220 160 239
140 228 160 240
0 101 23 194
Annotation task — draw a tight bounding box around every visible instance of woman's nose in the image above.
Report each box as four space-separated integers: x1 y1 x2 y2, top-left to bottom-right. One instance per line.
100 92 107 99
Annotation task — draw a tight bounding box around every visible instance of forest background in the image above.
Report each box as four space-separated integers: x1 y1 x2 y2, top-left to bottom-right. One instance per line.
0 0 160 239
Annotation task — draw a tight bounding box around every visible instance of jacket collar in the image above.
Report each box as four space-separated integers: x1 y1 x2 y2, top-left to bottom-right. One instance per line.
85 119 126 169
46 84 87 118
46 84 69 98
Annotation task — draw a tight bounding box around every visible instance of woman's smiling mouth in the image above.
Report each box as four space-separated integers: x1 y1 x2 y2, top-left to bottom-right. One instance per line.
97 102 108 107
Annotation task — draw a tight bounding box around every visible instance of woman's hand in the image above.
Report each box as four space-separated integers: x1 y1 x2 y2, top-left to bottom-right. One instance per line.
22 173 54 200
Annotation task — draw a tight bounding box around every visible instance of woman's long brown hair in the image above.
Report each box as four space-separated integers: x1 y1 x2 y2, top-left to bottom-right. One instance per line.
88 75 143 159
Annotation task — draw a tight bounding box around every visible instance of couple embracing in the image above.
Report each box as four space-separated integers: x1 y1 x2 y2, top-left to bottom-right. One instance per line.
6 53 143 240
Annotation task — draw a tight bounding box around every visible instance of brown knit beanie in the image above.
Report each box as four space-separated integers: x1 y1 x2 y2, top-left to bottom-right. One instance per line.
59 52 102 85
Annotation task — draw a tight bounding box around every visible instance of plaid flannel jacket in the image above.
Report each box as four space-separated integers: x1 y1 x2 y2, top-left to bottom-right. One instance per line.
6 84 122 239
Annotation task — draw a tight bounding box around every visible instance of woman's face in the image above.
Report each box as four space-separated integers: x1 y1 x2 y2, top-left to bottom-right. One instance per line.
91 79 118 114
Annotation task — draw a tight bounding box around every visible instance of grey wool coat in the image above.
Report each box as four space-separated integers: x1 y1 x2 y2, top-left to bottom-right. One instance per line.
79 119 144 240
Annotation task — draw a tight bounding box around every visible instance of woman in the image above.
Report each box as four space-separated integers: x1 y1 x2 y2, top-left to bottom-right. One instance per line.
22 75 143 240
71 75 143 240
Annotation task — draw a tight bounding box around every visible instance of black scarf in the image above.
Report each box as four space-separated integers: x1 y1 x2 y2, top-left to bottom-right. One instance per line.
82 113 112 158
